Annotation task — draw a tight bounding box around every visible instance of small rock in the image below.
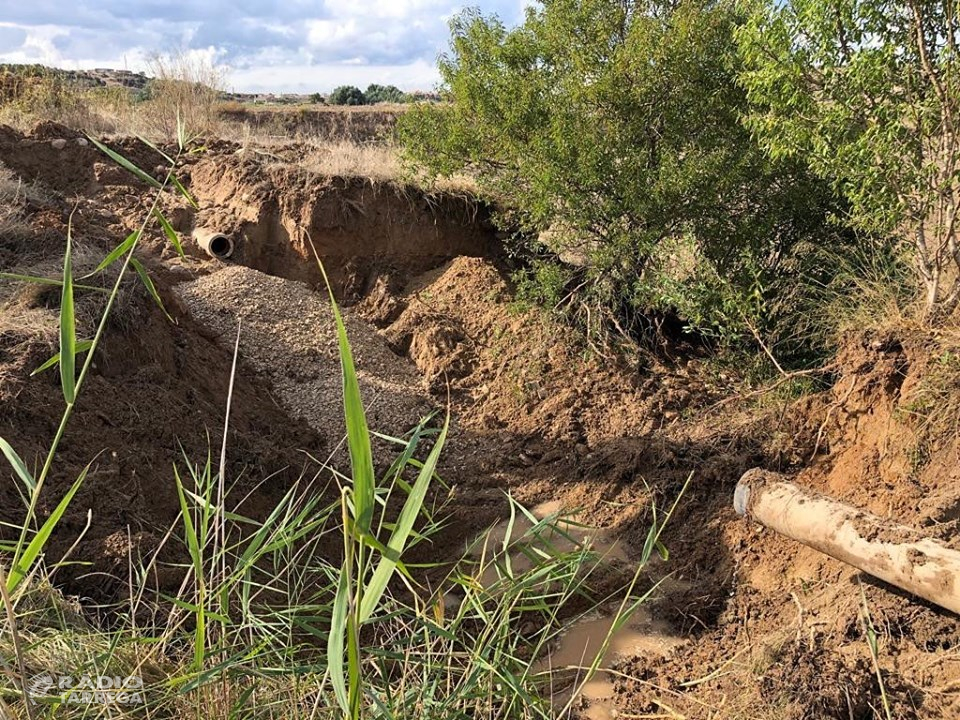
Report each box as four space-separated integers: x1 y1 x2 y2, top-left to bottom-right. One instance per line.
50 138 67 150
75 137 88 147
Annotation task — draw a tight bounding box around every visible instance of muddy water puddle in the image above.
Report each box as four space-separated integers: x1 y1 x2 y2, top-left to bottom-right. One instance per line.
469 500 687 719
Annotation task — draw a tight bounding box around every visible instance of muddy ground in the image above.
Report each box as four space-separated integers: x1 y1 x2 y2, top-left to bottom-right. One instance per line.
1 122 959 719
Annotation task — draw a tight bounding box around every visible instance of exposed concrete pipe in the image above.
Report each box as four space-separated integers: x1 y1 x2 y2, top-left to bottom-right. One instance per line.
193 228 234 260
735 469 960 615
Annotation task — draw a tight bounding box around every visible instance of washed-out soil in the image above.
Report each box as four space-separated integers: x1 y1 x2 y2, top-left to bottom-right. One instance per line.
1 121 959 719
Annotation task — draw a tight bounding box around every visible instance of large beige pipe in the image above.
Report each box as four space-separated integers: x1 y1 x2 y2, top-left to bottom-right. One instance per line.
193 228 234 260
734 469 960 615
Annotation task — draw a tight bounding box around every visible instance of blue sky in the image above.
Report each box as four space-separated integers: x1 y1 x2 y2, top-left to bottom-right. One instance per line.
0 1 527 93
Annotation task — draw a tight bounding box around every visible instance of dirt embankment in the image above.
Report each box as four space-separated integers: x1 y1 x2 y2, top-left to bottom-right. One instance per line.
1 121 959 718
217 105 401 143
184 153 499 303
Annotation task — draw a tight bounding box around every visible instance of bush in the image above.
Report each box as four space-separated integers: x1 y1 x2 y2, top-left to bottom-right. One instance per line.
399 0 843 362
364 83 408 104
328 85 366 106
141 52 225 139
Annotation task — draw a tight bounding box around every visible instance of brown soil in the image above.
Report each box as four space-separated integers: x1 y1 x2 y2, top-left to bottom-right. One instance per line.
181 151 499 303
2 121 959 718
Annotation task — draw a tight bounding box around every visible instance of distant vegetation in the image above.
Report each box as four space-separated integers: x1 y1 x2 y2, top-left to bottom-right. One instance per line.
400 0 956 368
327 84 411 105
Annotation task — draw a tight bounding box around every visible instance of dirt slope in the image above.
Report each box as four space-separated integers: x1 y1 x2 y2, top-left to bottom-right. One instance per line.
357 261 960 719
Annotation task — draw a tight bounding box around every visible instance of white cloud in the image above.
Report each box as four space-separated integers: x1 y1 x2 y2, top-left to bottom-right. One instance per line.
229 58 442 94
0 1 527 92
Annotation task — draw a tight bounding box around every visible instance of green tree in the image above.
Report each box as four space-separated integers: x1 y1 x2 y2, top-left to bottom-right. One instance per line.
328 85 366 105
399 0 839 353
738 0 960 317
365 83 408 103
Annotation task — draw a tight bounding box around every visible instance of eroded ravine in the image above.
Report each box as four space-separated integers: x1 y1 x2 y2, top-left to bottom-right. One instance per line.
164 160 728 719
5 125 957 718
172 251 694 720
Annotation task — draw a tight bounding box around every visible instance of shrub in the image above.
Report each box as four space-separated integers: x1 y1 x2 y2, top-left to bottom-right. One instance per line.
141 52 225 139
329 85 366 106
399 0 842 361
364 83 408 104
0 69 94 129
737 0 960 319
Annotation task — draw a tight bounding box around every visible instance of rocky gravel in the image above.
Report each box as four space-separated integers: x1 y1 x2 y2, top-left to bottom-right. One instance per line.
176 265 435 465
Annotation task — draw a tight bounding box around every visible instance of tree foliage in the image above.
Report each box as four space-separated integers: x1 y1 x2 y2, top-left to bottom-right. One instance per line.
738 0 960 316
328 85 366 106
399 0 840 353
326 84 409 105
365 84 408 104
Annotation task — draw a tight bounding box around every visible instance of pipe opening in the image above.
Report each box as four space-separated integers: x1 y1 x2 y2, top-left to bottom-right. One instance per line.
193 228 235 260
208 234 233 258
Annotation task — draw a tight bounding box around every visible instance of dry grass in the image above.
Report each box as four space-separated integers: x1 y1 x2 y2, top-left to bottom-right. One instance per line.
139 52 225 139
0 165 31 239
0 64 476 192
0 54 225 141
298 139 402 182
296 139 480 192
0 161 52 253
224 102 410 114
817 243 926 343
230 124 480 192
0 73 131 136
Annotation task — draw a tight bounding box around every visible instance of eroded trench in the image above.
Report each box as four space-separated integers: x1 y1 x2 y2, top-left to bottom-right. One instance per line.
0 132 730 717
162 159 703 719
5 128 958 719
182 157 501 303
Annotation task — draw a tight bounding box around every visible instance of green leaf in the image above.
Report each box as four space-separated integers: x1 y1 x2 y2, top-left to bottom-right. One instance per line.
655 539 669 561
7 464 89 592
316 257 375 533
0 272 108 293
360 416 448 623
91 230 139 275
130 257 173 321
136 134 175 165
0 437 35 494
328 565 351 714
154 208 185 258
87 136 163 189
174 466 202 573
0 272 65 287
31 339 94 376
60 224 76 404
170 173 199 210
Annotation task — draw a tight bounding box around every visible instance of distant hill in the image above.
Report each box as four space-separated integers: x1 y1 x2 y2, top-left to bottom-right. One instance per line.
0 64 149 91
0 63 441 105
